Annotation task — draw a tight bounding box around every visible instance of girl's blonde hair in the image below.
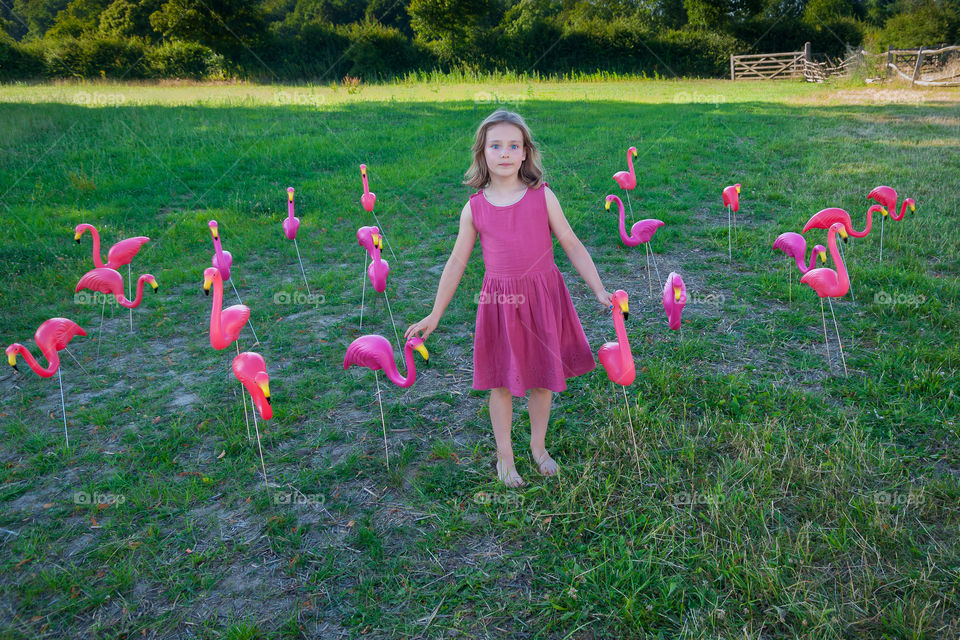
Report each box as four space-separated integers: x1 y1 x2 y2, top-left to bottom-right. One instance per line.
463 110 544 189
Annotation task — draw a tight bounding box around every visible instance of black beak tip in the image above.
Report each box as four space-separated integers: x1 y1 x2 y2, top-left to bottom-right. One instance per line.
11 364 18 372
265 397 271 405
204 289 209 296
74 239 80 244
623 312 629 322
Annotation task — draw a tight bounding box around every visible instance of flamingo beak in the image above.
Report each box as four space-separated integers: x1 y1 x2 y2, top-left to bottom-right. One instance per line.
839 228 849 243
604 199 612 211
361 167 367 179
910 203 916 212
674 286 682 302
203 276 212 294
7 352 17 370
818 250 827 263
881 207 889 217
150 279 159 293
371 233 381 249
288 191 294 203
619 299 629 321
415 343 430 365
259 381 271 405
73 232 82 243
632 149 637 158
735 185 741 194
211 226 219 240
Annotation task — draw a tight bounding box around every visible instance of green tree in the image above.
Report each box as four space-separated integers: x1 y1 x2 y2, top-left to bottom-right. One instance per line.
11 0 71 39
98 0 164 38
683 0 730 28
149 0 269 57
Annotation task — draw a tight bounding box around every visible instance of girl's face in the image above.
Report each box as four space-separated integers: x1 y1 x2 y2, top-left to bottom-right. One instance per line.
483 123 526 182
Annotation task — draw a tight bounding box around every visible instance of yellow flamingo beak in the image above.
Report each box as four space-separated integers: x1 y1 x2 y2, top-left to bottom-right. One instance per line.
361 167 367 179
259 380 271 404
7 352 17 369
149 279 159 292
735 185 740 194
211 226 219 239
73 231 82 242
203 276 212 294
414 344 429 362
818 250 827 263
371 233 382 249
839 228 849 240
910 203 916 212
619 299 629 320
881 207 889 217
604 199 612 211
288 191 294 203
674 286 682 302
632 149 637 158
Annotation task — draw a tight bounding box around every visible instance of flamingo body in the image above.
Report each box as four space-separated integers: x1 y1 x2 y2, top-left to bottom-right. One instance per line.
357 226 388 292
868 185 916 221
343 335 428 388
773 232 826 273
800 223 850 298
612 146 638 190
722 184 741 212
598 290 634 386
5 318 87 377
605 195 664 247
662 272 687 331
203 267 250 350
209 220 233 281
360 164 376 212
75 267 157 309
74 224 150 269
283 187 300 240
232 352 272 420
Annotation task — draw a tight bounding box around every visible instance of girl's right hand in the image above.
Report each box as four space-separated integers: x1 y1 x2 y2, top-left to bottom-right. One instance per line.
405 313 439 341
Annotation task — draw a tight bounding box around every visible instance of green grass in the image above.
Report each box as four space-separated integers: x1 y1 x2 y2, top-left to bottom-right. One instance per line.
0 76 959 638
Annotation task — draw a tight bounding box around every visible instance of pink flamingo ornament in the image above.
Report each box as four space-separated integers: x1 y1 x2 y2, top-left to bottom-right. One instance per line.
75 267 158 358
605 195 663 297
612 145 639 217
868 186 916 263
773 232 826 304
343 334 429 388
802 205 885 301
357 226 389 293
6 318 87 447
208 220 258 345
75 223 151 331
597 289 641 474
800 222 851 376
360 164 376 212
662 272 687 332
282 188 311 294
722 184 741 261
203 267 250 351
232 351 272 485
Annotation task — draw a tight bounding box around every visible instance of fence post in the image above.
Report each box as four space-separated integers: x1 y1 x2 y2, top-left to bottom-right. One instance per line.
802 42 812 80
886 45 893 80
911 47 924 85
730 54 735 81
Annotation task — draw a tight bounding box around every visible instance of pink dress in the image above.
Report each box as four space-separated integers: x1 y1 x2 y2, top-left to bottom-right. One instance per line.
470 183 595 397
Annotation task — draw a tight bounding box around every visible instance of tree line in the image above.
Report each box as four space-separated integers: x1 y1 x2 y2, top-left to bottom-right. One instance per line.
1 0 957 81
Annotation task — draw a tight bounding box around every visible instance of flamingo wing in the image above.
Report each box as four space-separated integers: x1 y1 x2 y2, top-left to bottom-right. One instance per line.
722 187 739 212
799 267 839 296
37 318 87 351
630 219 664 243
343 335 394 372
106 237 150 268
612 170 635 190
221 305 251 343
773 232 805 259
868 185 896 211
75 268 122 295
802 208 850 234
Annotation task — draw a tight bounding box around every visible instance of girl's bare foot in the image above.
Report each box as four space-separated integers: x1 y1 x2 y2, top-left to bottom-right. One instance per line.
496 452 525 488
531 449 557 476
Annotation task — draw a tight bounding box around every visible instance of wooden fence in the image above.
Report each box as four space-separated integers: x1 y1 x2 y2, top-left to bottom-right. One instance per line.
885 45 960 86
730 43 810 80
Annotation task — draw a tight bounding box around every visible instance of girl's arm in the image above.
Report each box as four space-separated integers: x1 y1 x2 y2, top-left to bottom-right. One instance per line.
544 187 613 307
404 201 478 341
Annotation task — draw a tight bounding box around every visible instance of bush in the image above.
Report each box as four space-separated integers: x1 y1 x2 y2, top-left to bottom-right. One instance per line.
337 20 426 79
40 35 147 79
0 32 45 80
145 40 224 79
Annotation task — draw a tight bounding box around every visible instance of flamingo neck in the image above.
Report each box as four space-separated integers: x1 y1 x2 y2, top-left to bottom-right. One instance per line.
120 276 146 309
828 228 849 294
388 342 415 387
288 199 295 220
802 251 816 273
16 344 59 377
851 208 872 237
893 200 908 221
612 308 630 366
362 175 370 197
615 201 632 245
626 150 635 178
84 225 106 268
209 277 227 348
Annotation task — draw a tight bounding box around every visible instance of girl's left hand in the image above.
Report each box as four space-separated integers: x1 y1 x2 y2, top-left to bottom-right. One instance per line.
595 289 613 307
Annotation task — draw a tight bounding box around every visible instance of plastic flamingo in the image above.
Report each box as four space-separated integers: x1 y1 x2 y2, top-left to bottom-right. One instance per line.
343 334 429 388
232 351 272 485
283 187 311 294
597 289 640 474
209 220 233 281
800 222 850 376
868 185 916 263
360 164 376 212
662 272 687 332
612 146 639 221
75 267 157 308
802 205 884 302
203 267 250 350
6 318 87 447
605 195 663 297
722 183 741 260
773 232 826 305
75 223 151 330
357 226 389 293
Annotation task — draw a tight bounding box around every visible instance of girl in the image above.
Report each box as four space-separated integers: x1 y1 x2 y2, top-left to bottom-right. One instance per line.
405 110 612 487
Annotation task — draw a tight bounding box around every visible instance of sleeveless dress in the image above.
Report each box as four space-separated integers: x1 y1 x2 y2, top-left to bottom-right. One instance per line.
470 183 596 397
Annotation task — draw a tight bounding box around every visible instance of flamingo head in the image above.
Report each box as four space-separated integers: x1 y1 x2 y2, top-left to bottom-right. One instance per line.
360 164 367 180
372 232 383 250
814 244 827 263
407 336 430 366
905 198 916 214
604 195 621 211
73 224 92 243
830 222 849 244
5 344 20 371
629 146 637 158
209 220 220 240
255 371 271 405
202 267 220 294
735 183 741 194
287 187 294 203
612 289 629 321
147 276 159 293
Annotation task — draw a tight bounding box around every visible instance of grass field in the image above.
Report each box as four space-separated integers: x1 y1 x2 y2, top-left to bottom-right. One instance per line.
1 77 959 638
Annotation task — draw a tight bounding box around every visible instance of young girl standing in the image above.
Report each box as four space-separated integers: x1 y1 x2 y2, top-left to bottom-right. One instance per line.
405 110 612 487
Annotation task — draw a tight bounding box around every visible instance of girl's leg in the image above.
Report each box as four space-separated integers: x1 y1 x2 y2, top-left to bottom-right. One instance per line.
490 387 524 487
528 388 557 476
